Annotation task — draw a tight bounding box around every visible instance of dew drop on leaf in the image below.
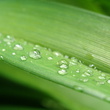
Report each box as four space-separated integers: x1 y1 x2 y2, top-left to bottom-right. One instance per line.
0 55 3 60
2 49 6 52
3 35 15 45
58 69 67 75
57 59 68 65
20 56 27 61
73 85 83 91
14 44 23 50
60 64 68 69
107 80 110 84
29 50 41 59
12 52 16 55
48 57 53 60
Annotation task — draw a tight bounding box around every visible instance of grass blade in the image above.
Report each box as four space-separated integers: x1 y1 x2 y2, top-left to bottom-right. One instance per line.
0 0 110 73
0 34 110 104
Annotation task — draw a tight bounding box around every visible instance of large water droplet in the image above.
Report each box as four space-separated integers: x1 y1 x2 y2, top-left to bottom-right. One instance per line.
58 69 67 75
29 50 41 59
76 69 80 73
14 44 23 50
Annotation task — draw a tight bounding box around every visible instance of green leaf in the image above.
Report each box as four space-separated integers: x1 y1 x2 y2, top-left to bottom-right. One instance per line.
1 61 110 110
0 0 109 73
0 0 110 109
0 33 110 103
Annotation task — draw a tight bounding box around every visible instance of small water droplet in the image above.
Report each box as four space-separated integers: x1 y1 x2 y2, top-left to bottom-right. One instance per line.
107 80 110 84
20 56 27 61
83 78 89 82
53 51 63 57
14 44 23 50
58 69 67 75
57 59 68 65
12 52 16 55
33 45 40 50
97 81 105 85
29 50 41 59
98 76 105 80
79 78 89 83
60 64 68 69
101 73 106 77
48 57 53 60
69 61 77 66
73 85 83 91
0 55 3 60
2 49 6 52
76 69 80 73
3 35 15 44
89 64 96 69
84 72 92 76
82 74 86 77
64 55 69 59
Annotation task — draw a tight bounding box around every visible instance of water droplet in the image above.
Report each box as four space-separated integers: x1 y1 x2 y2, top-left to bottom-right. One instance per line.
84 72 92 76
53 51 63 57
89 64 95 68
76 69 80 73
48 57 53 60
29 50 41 59
101 73 106 77
2 49 6 52
87 69 92 73
33 45 40 50
60 64 68 69
3 35 15 44
0 56 3 60
107 80 110 84
58 69 67 75
57 59 68 65
21 56 27 61
97 81 105 85
83 78 89 82
73 85 83 91
69 61 77 66
12 52 16 55
79 78 89 83
64 55 69 59
98 76 105 80
82 74 86 77
14 44 23 50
